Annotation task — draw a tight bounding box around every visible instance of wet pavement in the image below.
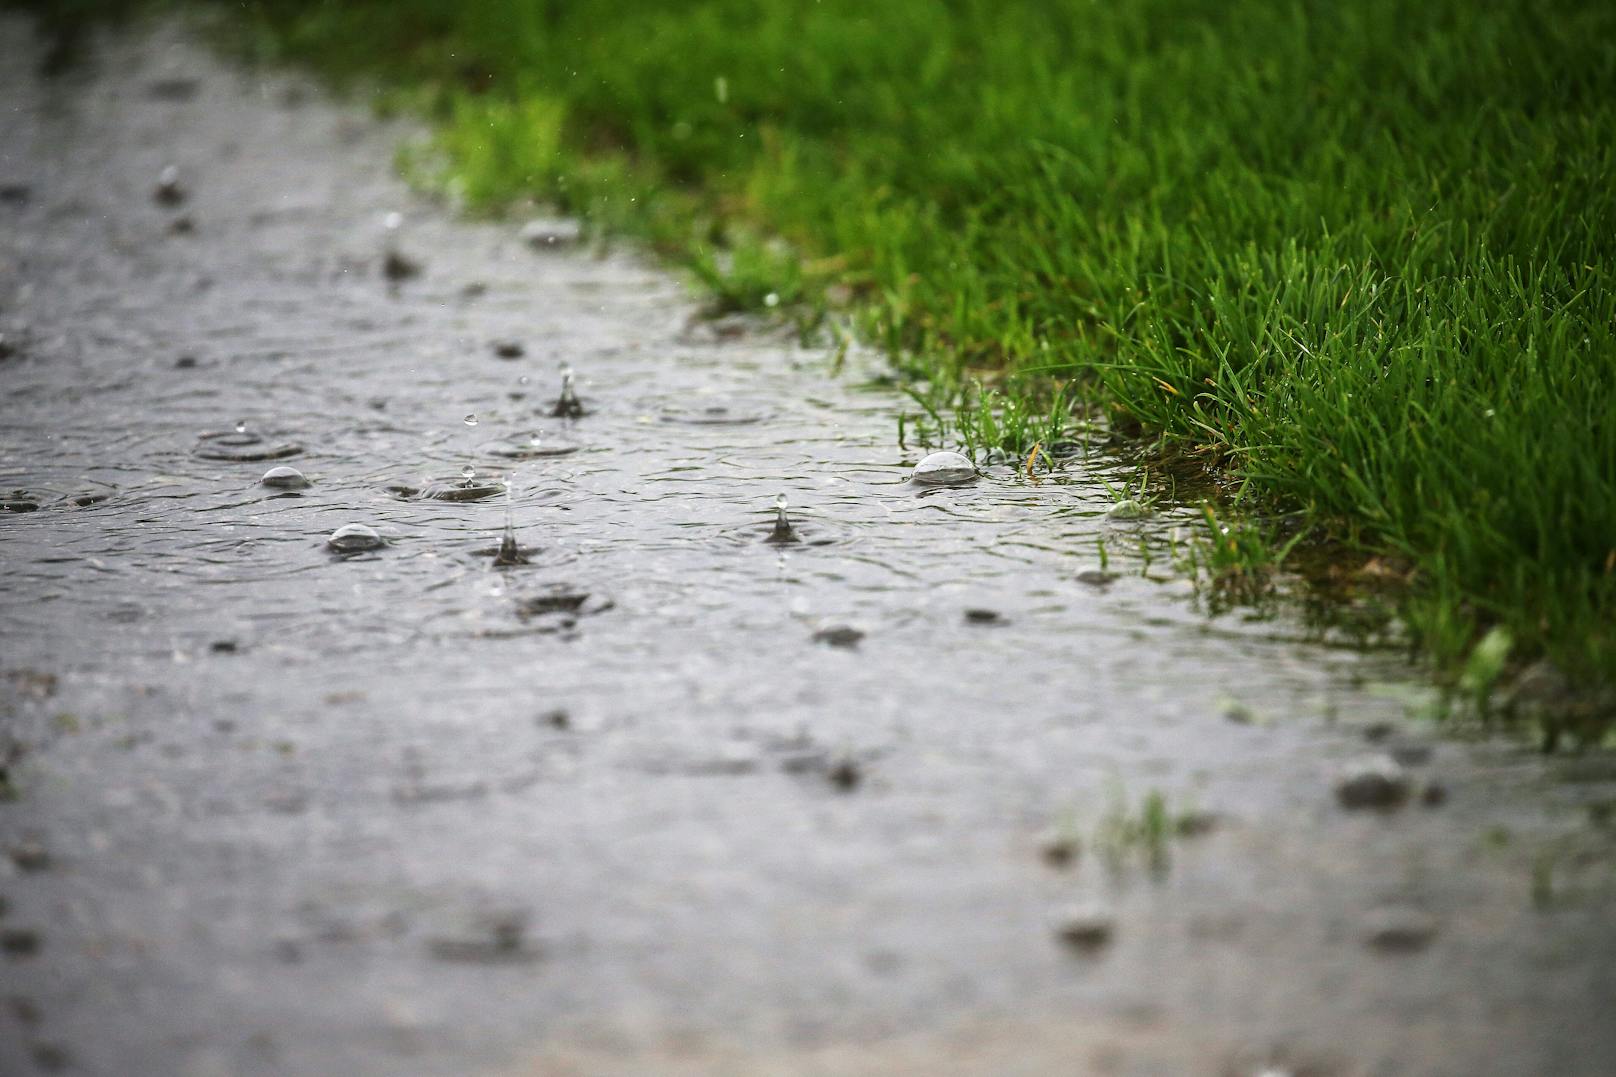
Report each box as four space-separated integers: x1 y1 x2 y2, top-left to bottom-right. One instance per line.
3 15 1616 1077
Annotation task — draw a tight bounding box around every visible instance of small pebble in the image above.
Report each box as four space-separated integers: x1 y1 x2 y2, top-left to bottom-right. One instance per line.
1333 755 1411 810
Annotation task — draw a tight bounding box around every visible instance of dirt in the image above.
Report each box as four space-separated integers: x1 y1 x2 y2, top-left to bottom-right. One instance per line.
2 14 1616 1077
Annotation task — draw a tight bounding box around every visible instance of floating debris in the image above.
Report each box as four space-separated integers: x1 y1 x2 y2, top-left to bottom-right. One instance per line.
1334 755 1411 810
551 366 585 418
260 465 309 490
912 450 976 486
326 523 383 553
154 163 186 206
765 493 799 545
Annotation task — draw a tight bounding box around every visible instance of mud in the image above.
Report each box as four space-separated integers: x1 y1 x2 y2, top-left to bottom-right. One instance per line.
2 15 1616 1077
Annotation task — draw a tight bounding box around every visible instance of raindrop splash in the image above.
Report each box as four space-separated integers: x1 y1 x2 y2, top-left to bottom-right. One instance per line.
494 477 528 566
552 365 585 418
463 413 479 427
766 492 800 545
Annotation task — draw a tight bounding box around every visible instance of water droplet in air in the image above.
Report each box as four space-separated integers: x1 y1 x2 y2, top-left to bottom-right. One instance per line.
461 464 477 481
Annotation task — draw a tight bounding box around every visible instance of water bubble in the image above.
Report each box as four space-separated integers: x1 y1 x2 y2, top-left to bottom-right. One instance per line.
234 419 247 434
327 523 383 553
517 375 530 387
260 465 309 490
528 432 543 449
912 451 977 486
383 211 403 231
1106 499 1148 521
463 413 479 427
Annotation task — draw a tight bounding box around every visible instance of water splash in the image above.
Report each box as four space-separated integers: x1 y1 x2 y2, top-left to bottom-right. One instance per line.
552 365 585 418
493 476 528 566
765 492 800 545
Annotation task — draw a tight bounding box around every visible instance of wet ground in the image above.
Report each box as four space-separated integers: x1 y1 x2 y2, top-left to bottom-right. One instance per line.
3 15 1616 1077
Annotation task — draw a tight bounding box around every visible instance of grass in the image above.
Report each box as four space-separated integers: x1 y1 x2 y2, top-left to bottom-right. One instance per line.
18 0 1615 704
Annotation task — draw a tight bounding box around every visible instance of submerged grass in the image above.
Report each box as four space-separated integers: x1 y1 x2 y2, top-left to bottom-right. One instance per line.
26 0 1614 695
